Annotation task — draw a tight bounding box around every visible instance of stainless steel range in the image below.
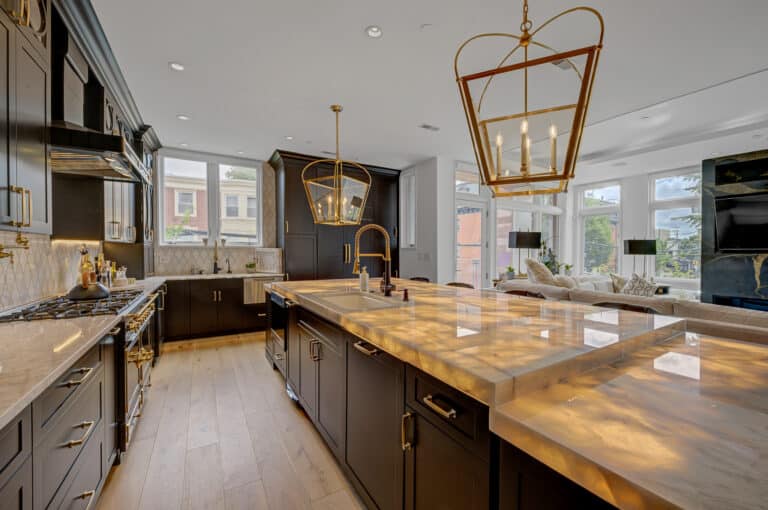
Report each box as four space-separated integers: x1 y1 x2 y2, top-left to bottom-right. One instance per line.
0 289 144 322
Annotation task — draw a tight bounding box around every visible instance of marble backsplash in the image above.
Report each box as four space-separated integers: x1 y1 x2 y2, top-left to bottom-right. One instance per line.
0 232 101 310
153 246 282 275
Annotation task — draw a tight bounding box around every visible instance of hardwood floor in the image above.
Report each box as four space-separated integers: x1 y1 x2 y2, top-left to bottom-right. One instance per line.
97 333 365 510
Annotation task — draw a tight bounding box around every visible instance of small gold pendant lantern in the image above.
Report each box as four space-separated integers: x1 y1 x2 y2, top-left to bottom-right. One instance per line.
454 0 604 197
302 105 372 225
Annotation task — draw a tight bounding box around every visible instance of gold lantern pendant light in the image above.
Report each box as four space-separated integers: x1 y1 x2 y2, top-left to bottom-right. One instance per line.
302 105 372 225
454 0 604 197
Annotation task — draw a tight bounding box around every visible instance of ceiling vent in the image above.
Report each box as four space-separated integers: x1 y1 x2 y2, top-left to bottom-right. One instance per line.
419 123 440 132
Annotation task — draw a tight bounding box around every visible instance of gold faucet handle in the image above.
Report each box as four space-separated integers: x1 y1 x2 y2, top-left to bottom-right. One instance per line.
15 231 29 248
0 246 13 264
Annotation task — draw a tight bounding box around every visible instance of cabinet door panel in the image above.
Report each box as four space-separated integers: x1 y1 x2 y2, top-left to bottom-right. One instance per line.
284 159 315 235
347 340 404 510
284 234 315 281
121 181 135 242
165 280 190 340
189 280 218 338
316 224 345 279
0 13 12 228
405 410 489 510
14 37 49 233
0 456 31 510
216 278 244 332
297 322 317 419
315 333 345 457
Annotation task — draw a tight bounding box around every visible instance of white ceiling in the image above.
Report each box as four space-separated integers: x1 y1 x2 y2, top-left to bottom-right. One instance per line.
91 0 768 171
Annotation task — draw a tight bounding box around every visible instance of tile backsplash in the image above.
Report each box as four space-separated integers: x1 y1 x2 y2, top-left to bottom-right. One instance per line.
153 246 282 275
0 232 101 310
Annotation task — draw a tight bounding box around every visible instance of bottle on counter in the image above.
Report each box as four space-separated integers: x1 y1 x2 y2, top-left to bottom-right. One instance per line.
359 266 369 292
80 249 94 289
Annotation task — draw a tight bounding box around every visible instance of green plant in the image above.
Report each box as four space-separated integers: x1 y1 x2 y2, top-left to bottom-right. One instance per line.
506 265 515 273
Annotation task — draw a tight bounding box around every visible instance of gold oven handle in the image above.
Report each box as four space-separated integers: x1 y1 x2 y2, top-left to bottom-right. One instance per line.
59 420 95 448
422 394 457 420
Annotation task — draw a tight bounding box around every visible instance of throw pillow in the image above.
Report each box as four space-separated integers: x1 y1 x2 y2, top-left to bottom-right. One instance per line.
553 274 577 289
609 273 627 293
621 274 658 297
525 258 557 286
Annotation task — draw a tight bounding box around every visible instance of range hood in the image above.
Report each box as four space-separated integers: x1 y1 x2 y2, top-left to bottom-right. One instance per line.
49 121 149 182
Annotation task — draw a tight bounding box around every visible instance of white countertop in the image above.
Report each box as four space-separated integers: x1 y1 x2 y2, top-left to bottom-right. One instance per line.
154 272 283 280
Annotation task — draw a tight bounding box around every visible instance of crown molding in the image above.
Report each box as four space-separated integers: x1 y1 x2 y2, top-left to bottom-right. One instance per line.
53 0 161 150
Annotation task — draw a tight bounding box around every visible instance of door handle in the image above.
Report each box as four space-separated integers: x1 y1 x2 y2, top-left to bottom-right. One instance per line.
218 290 222 302
59 420 95 448
76 489 97 510
212 290 217 302
22 188 31 227
353 341 379 356
57 366 94 388
422 394 457 420
7 186 23 226
285 220 289 233
401 412 412 451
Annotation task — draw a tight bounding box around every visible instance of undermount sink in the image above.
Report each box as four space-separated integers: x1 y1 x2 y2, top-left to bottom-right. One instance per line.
313 291 403 312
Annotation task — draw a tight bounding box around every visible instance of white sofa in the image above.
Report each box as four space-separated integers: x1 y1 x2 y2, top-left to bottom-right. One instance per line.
497 278 768 345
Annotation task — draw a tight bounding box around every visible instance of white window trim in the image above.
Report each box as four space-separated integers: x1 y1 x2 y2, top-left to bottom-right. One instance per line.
246 196 258 219
400 168 417 249
575 180 622 276
174 190 197 217
158 148 264 246
648 166 702 288
224 194 240 218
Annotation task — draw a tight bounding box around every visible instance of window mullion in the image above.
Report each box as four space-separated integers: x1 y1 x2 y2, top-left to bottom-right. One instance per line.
208 161 220 241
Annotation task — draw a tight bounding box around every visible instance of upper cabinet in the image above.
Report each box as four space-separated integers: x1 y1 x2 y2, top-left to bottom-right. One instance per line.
0 2 50 235
0 0 50 61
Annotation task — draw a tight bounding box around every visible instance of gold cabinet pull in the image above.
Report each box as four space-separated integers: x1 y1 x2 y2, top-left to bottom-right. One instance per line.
8 186 23 227
422 394 457 420
76 489 97 510
401 412 412 451
353 341 379 357
56 366 94 388
59 420 95 448
23 188 31 227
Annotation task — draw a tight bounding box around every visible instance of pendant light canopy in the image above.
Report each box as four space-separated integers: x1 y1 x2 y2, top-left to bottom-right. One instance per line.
454 0 604 197
302 105 372 225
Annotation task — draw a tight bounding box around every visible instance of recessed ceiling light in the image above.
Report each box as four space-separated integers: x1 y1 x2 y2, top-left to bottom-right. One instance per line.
180 142 188 147
710 152 720 156
419 123 440 132
176 114 190 121
237 151 244 155
285 136 294 141
169 62 185 71
365 25 383 38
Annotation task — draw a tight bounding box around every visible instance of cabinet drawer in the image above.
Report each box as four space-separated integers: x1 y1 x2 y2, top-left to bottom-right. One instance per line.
0 455 31 510
33 367 103 510
0 406 30 494
297 309 344 352
33 345 101 436
48 421 104 510
406 366 490 460
271 332 286 375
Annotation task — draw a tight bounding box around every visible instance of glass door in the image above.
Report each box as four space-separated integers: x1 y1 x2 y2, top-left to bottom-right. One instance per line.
455 201 487 289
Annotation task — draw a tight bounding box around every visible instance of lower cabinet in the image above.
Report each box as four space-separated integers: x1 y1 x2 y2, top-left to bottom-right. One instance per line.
164 280 190 340
0 457 31 510
346 339 405 510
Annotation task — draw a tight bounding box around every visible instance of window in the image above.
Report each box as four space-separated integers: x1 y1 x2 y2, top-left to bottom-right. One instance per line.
494 196 560 277
159 152 262 245
400 171 416 248
455 162 480 195
455 204 485 288
247 196 258 218
579 183 620 275
175 191 196 217
225 195 239 217
163 157 208 243
652 171 701 280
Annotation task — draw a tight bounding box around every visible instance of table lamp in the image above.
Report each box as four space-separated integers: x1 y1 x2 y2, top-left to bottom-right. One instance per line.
508 232 542 278
624 239 657 277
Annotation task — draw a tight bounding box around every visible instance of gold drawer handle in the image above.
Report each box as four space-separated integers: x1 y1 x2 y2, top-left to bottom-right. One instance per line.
76 489 96 510
60 420 95 448
401 412 412 451
353 341 379 356
274 353 283 360
422 394 457 420
57 366 94 388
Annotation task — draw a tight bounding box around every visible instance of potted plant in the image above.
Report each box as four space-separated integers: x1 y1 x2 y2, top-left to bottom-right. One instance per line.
563 264 573 276
539 242 562 275
505 265 516 280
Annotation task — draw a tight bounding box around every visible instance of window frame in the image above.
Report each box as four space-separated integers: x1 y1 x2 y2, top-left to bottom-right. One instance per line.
246 196 258 219
174 190 197 217
158 148 264 246
224 194 240 218
400 168 417 249
648 167 702 286
576 180 622 276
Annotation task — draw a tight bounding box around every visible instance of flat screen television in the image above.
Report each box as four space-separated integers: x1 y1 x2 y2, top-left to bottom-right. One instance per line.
715 192 768 252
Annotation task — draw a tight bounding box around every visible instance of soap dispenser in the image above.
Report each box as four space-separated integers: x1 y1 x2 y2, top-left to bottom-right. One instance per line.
359 266 369 292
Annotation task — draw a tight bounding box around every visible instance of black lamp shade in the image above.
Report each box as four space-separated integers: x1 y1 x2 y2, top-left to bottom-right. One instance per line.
508 232 542 249
624 239 657 255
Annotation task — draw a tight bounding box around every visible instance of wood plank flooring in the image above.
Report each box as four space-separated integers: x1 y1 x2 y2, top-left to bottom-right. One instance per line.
97 333 365 510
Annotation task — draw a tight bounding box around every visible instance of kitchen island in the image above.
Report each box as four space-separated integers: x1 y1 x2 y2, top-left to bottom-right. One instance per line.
267 278 768 510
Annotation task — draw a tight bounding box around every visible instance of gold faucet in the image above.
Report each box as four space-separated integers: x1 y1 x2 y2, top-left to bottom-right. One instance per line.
0 233 30 264
352 224 395 296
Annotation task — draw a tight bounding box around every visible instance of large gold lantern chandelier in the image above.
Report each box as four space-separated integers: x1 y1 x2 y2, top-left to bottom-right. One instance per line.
302 105 372 225
454 0 604 197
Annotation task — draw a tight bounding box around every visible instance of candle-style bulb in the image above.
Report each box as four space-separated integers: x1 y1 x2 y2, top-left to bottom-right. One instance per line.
520 119 528 134
496 133 504 147
549 124 557 138
549 124 557 174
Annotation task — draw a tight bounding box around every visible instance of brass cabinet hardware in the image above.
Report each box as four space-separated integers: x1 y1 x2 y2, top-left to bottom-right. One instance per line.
212 290 217 302
7 186 23 227
393 226 398 239
309 339 322 362
23 188 31 227
126 295 157 332
422 394 457 420
274 353 283 360
127 348 154 365
353 341 379 357
57 366 94 388
257 313 266 317
285 220 289 233
218 290 222 302
109 326 121 335
76 489 97 510
59 420 95 448
401 412 413 451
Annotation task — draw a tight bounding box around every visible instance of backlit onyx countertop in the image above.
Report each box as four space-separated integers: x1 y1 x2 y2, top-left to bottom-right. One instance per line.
268 278 768 510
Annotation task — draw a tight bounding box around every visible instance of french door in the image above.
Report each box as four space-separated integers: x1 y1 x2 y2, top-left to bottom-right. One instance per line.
455 201 488 289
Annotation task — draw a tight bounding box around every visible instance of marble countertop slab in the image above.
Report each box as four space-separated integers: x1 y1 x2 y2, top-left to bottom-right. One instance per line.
155 272 283 280
267 279 686 405
0 315 121 430
491 332 768 510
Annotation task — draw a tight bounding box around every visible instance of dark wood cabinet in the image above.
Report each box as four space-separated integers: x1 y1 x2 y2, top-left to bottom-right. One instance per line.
0 457 31 510
498 440 616 510
346 339 405 510
189 280 218 338
164 280 191 340
269 150 400 281
104 180 136 243
0 0 49 62
297 320 318 418
0 13 13 228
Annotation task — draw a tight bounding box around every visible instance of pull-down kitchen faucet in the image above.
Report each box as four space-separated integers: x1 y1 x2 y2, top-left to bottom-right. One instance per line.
352 224 395 296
